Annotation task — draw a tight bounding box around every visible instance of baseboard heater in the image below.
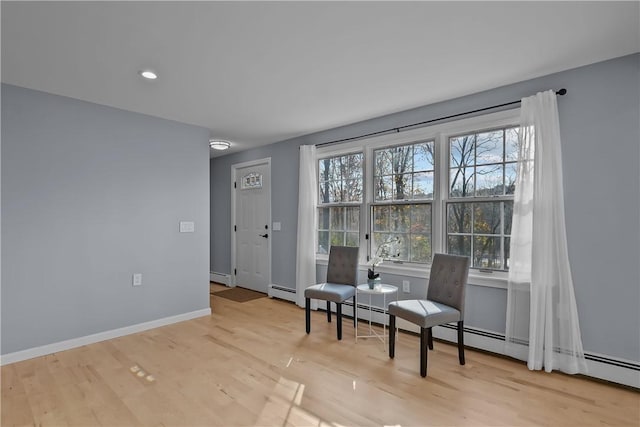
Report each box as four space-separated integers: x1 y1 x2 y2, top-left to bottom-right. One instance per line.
268 285 296 303
210 271 231 286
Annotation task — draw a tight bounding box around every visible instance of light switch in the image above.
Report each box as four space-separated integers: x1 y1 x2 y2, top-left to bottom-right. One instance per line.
273 222 281 231
179 221 195 233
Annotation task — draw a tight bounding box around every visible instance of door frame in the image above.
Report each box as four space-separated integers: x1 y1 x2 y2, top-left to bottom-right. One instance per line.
230 157 272 288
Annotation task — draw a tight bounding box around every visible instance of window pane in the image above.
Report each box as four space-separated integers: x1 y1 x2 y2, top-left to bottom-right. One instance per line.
330 231 345 247
374 148 394 176
345 232 359 247
390 205 410 232
395 235 409 262
448 235 471 257
373 204 431 264
505 162 517 195
328 157 339 180
321 180 341 203
476 164 504 196
450 166 474 197
393 174 411 200
410 204 431 233
474 236 502 269
330 207 344 230
412 172 434 199
318 207 330 230
345 207 359 231
413 142 434 172
344 178 362 202
375 175 393 201
475 130 503 165
474 202 501 234
504 201 513 235
448 203 471 233
319 153 363 204
392 146 413 174
505 127 519 162
318 231 329 254
410 234 431 263
372 206 390 231
450 135 475 167
505 237 511 269
341 153 363 180
372 232 393 257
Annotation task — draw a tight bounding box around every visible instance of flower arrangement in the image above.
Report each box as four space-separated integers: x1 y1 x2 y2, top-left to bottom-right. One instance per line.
367 237 401 280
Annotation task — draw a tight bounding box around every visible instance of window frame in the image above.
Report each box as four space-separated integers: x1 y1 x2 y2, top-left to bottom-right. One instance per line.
370 139 435 265
315 108 520 287
316 148 367 263
445 125 519 271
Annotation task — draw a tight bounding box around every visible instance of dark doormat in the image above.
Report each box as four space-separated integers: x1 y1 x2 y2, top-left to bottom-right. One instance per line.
213 287 266 303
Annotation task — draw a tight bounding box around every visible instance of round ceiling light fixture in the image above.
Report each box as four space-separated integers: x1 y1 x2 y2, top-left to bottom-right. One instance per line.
139 69 158 80
209 139 231 150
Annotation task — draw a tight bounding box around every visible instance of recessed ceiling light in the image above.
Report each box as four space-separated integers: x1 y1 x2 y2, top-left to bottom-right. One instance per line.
209 139 231 150
139 70 158 80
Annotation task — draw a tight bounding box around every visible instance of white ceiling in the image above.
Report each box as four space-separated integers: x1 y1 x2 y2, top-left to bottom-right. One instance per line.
2 1 639 157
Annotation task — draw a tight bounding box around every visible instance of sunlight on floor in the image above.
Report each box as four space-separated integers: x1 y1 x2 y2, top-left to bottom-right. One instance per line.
251 372 400 427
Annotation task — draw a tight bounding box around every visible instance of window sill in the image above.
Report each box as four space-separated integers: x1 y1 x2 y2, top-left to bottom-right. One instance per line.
315 258 508 290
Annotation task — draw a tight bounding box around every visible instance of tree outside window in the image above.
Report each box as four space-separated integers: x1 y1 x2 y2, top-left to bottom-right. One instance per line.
372 141 434 263
317 153 362 254
447 127 518 270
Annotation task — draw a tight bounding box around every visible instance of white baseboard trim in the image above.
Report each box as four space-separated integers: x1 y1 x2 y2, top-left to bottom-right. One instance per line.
316 301 639 389
432 324 640 389
210 271 231 286
268 284 296 303
0 308 212 366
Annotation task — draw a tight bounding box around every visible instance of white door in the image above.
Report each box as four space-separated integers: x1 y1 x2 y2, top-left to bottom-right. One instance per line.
234 161 271 293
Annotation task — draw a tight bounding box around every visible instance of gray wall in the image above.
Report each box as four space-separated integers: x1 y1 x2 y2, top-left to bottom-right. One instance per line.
2 84 210 354
211 54 640 362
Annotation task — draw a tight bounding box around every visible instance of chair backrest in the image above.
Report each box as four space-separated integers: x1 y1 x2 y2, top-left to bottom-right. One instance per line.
427 253 470 314
326 246 359 286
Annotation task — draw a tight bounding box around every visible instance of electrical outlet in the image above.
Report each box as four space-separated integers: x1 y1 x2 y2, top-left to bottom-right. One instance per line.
402 280 410 293
132 273 142 286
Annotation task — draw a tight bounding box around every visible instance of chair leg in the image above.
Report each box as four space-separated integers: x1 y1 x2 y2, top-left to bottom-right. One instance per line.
336 303 342 340
327 301 331 322
457 320 465 365
420 327 428 377
305 298 311 334
427 327 433 350
389 315 396 358
352 295 357 327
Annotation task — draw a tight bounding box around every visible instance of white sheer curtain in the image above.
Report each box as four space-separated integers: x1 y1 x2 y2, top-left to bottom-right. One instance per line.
506 90 587 374
295 145 317 308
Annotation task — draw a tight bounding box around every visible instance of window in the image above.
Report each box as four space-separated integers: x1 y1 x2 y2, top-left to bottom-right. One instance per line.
447 127 518 270
317 153 363 254
371 141 434 263
315 109 520 275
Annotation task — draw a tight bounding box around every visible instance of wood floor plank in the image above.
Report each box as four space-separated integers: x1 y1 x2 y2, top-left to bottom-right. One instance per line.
2 287 638 426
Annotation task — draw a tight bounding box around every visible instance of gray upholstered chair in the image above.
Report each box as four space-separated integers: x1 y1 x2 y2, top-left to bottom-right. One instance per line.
305 246 359 340
388 253 470 377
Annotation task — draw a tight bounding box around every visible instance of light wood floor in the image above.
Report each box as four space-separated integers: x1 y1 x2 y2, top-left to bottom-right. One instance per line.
2 283 638 426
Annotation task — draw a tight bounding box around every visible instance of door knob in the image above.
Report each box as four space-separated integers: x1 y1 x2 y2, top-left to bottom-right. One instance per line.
259 233 269 238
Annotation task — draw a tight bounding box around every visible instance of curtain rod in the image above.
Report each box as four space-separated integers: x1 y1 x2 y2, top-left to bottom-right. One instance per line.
315 88 567 148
